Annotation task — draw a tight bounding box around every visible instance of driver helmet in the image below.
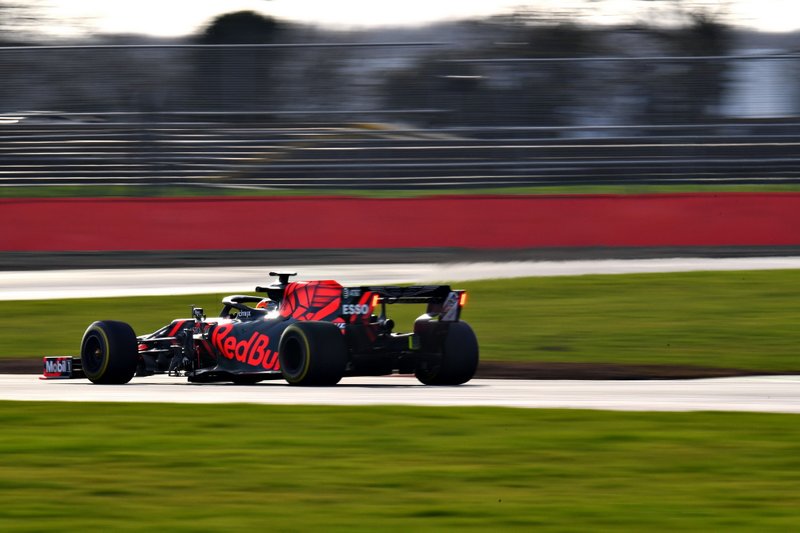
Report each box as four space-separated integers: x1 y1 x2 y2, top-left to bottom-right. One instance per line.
256 298 278 312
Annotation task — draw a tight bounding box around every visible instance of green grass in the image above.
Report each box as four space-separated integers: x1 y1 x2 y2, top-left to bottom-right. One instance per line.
0 270 800 371
456 269 800 371
1 403 799 531
2 269 799 371
3 183 800 198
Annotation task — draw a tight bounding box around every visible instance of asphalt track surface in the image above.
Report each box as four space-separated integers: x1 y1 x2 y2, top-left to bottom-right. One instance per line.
3 256 800 300
3 374 800 413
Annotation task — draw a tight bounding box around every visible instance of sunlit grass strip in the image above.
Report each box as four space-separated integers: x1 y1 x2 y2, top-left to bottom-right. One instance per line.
1 270 799 371
1 402 799 531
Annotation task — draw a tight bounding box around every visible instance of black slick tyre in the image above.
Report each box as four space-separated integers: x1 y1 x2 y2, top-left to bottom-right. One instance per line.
80 320 139 384
416 321 479 386
278 322 347 386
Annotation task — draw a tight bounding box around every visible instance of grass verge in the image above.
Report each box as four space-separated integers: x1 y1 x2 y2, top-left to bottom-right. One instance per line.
2 184 800 198
1 403 799 531
1 270 798 371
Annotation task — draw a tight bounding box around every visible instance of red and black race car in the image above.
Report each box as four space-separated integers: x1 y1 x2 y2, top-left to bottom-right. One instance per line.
44 272 478 386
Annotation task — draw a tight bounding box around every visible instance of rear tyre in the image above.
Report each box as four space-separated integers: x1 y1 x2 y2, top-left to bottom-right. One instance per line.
279 322 348 386
80 321 138 384
416 321 479 386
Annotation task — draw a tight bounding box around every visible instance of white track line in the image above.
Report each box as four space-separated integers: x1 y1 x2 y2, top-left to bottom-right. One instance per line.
1 257 800 300
3 374 800 413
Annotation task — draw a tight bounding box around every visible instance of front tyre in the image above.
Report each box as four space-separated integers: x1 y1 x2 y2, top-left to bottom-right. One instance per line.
279 322 347 386
80 321 138 384
416 321 479 386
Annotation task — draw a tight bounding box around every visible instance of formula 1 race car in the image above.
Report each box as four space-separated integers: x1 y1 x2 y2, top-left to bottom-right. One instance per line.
44 272 478 386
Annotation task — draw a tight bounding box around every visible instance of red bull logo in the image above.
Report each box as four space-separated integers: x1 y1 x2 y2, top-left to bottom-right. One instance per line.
211 324 280 371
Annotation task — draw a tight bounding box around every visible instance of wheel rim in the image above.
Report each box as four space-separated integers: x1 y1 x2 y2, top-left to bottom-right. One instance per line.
82 334 105 375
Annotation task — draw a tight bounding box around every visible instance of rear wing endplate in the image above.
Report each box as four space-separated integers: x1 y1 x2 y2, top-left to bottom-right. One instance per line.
343 285 467 322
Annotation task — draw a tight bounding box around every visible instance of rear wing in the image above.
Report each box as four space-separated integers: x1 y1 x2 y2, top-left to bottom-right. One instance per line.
254 274 467 323
343 285 467 322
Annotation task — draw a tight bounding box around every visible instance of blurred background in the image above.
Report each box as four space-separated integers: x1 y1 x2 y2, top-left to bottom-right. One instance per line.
1 0 800 191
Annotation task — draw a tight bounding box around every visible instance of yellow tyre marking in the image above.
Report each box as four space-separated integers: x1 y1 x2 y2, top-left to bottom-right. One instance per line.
86 324 111 379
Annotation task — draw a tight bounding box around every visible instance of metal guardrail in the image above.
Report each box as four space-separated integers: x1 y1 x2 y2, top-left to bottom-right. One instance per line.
3 120 800 189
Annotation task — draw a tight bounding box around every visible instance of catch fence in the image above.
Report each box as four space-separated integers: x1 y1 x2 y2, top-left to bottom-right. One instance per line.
2 43 800 189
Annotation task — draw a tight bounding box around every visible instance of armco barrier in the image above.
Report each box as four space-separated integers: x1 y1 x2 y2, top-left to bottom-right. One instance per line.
1 194 799 252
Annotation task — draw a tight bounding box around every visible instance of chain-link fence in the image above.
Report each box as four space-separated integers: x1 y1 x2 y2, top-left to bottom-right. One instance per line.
0 43 444 119
2 43 800 189
3 43 800 124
